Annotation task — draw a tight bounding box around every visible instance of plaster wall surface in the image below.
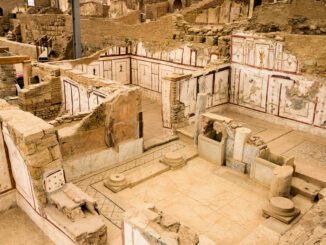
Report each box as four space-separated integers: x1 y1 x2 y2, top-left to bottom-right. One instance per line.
0 126 12 194
230 33 326 129
2 126 36 209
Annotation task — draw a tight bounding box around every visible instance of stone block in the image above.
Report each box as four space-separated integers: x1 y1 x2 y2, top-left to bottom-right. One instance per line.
23 128 44 143
193 35 205 43
36 134 58 150
262 197 300 224
160 152 186 170
20 142 37 155
178 225 199 245
49 145 62 160
184 35 194 41
226 157 246 173
104 173 129 193
205 36 217 45
198 135 225 165
195 11 208 23
118 138 143 162
318 188 326 199
26 148 52 167
160 214 180 232
208 7 219 24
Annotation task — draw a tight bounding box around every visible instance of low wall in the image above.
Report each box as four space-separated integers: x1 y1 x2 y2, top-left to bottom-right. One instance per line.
0 104 63 210
56 73 143 180
0 37 39 59
18 65 62 120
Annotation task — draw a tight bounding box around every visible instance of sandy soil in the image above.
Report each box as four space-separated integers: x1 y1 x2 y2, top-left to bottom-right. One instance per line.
0 207 53 245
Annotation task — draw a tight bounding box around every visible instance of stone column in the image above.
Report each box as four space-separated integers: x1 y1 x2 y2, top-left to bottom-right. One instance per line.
194 93 207 145
22 60 32 88
269 165 294 199
161 73 191 130
233 127 251 161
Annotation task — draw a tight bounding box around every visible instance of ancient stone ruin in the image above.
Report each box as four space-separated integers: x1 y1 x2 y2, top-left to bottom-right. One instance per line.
0 0 325 244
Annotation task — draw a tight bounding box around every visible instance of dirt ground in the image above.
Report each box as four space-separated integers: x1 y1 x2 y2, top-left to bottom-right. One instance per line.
0 207 53 245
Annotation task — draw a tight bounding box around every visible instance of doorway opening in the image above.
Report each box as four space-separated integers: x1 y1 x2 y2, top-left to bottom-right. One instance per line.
173 0 182 11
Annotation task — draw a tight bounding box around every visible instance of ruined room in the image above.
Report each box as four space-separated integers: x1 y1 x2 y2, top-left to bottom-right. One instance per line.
0 0 325 244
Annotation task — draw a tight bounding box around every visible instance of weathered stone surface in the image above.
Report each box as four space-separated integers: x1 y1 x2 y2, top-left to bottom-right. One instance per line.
178 225 199 245
279 197 326 244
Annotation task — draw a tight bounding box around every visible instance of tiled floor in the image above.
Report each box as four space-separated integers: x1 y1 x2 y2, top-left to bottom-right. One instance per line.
115 158 269 244
75 141 187 231
71 107 326 243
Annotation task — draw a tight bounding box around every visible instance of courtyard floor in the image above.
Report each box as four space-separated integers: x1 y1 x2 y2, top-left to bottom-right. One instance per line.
0 207 53 245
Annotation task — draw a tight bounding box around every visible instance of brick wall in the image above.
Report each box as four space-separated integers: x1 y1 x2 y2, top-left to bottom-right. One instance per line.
0 62 17 98
0 106 62 207
18 65 62 120
17 13 72 58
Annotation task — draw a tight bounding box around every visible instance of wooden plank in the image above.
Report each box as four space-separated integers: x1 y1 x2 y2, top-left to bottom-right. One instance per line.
0 55 30 65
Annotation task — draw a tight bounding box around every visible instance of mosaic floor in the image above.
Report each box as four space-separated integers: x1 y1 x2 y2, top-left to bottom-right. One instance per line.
283 141 326 168
75 140 187 228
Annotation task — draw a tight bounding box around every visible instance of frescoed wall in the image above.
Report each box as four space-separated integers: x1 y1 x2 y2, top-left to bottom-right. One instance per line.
2 126 36 209
61 77 107 115
179 67 230 117
230 33 326 129
0 126 13 194
55 37 325 130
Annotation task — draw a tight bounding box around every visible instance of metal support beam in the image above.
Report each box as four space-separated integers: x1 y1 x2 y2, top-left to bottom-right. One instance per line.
71 0 81 59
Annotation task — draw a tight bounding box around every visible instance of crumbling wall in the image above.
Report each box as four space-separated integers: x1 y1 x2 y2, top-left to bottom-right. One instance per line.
284 35 326 76
34 0 52 7
0 56 17 98
108 0 129 18
0 0 26 16
16 14 72 58
249 0 326 34
145 2 170 20
80 15 175 55
59 86 142 160
0 38 39 59
0 106 63 208
18 65 62 120
123 205 214 245
80 1 105 17
57 0 70 13
194 0 249 24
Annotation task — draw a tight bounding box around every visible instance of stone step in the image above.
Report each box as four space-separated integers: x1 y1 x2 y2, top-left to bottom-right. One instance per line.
128 161 170 187
293 168 326 188
291 177 321 201
144 135 178 151
178 145 198 162
176 127 194 144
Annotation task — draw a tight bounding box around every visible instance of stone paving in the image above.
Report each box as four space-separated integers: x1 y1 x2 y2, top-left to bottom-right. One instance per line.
75 140 187 228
